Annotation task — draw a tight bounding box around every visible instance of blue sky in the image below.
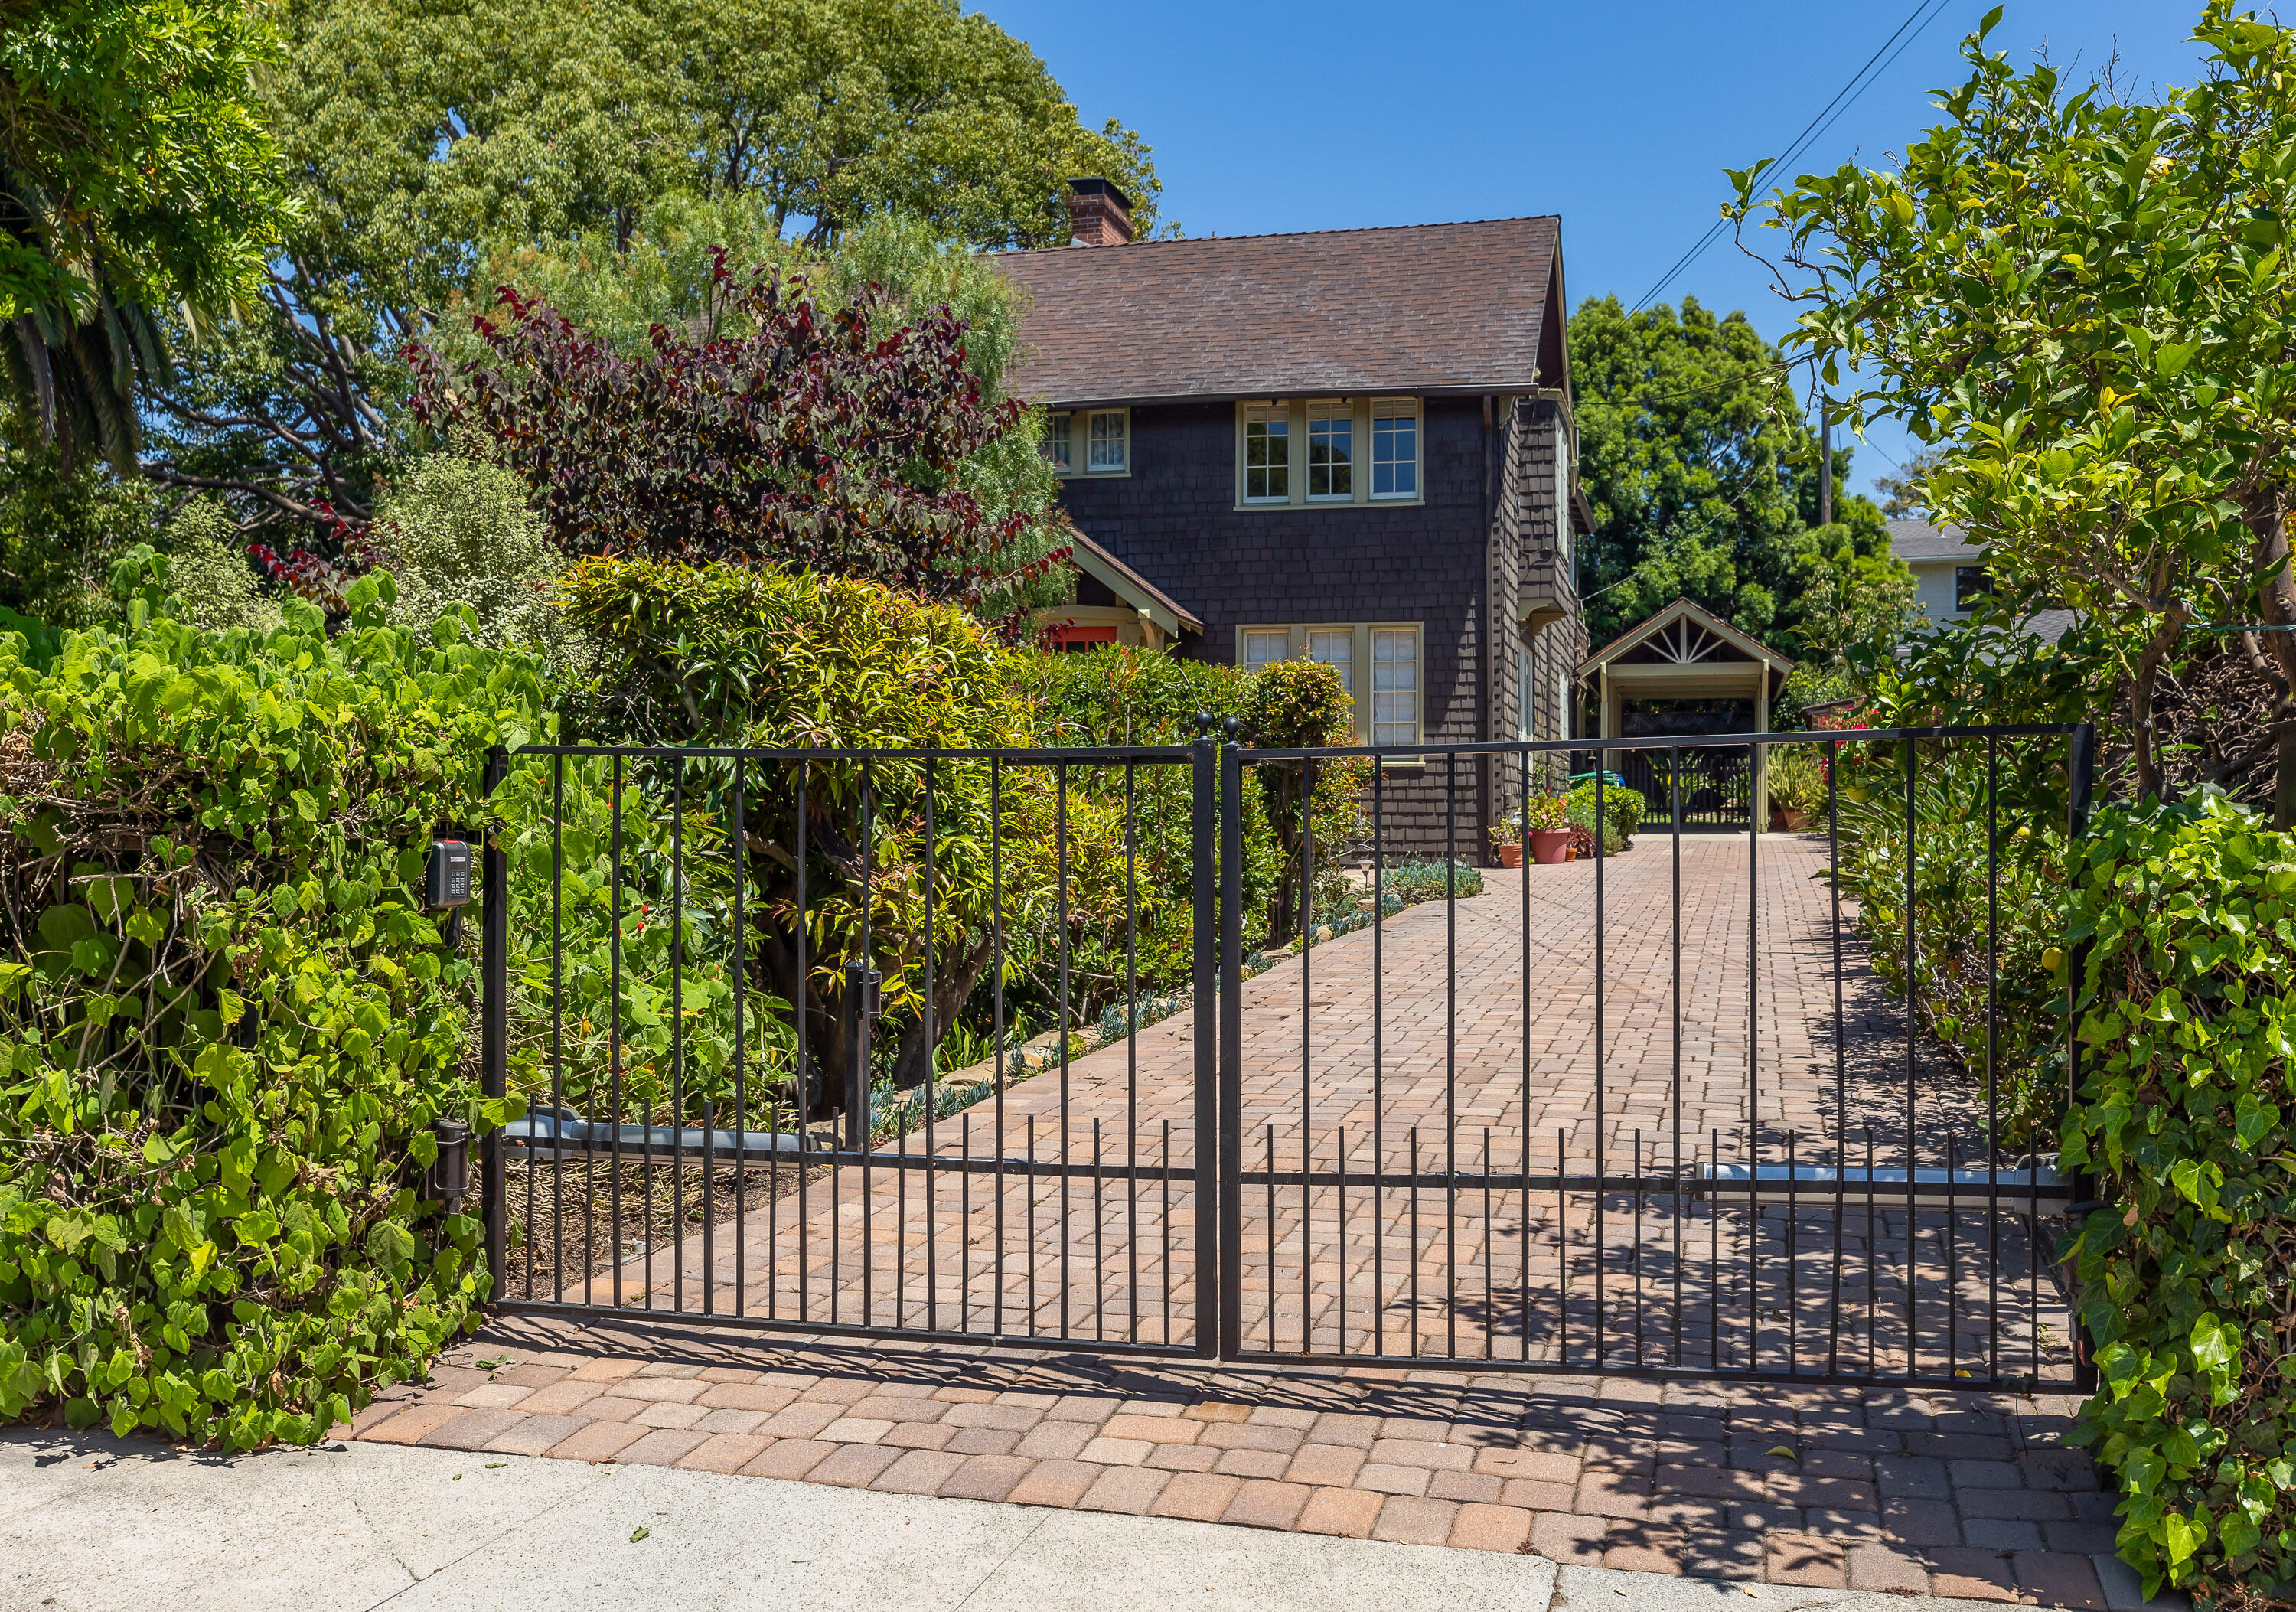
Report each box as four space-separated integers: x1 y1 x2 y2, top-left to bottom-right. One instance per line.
982 0 2210 495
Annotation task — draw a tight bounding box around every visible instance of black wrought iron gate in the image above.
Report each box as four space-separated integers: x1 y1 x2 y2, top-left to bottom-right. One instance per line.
476 722 2096 1392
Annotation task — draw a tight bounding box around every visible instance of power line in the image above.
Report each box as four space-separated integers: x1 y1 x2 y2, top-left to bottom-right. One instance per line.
1632 0 1960 314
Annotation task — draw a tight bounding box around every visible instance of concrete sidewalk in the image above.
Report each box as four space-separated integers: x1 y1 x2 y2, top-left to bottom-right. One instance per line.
0 1428 2169 1612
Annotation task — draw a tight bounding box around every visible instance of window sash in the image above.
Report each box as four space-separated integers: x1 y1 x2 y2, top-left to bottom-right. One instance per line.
1245 410 1290 501
1043 412 1072 472
1371 400 1418 499
1307 404 1352 499
1371 627 1420 746
1088 410 1127 472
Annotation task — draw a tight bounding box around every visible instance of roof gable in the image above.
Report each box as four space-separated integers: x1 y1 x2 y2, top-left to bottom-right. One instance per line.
995 216 1563 406
1579 597 1795 677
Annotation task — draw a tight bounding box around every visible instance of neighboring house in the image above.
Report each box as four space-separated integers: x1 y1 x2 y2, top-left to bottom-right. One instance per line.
1890 517 2076 644
996 180 1591 854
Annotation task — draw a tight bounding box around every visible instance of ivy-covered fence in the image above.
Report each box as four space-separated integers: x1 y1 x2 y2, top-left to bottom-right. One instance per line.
0 556 541 1448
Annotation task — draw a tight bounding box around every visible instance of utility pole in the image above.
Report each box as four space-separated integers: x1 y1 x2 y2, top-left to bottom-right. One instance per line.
1818 400 1833 528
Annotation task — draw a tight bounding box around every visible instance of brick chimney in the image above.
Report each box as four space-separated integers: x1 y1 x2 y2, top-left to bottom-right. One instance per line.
1065 178 1134 246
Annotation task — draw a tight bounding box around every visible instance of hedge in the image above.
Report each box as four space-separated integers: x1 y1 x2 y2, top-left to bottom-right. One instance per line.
0 551 542 1447
2062 791 2296 1604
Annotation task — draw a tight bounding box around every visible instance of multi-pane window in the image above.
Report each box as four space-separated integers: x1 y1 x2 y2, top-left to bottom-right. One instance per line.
1371 400 1418 499
1235 623 1420 749
1307 402 1352 499
1088 410 1128 472
1043 409 1127 475
1371 628 1420 746
1243 628 1290 668
1554 430 1572 569
1245 407 1290 501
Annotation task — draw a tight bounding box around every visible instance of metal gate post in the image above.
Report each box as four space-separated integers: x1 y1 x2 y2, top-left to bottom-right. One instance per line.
1190 718 1221 1357
2065 721 2099 1392
1218 725 1245 1360
481 744 509 1298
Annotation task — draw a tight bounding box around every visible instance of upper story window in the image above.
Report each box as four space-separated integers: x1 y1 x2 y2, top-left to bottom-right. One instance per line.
1244 406 1290 501
1553 423 1574 573
1243 628 1290 667
1088 410 1128 472
1955 565 1992 610
1307 402 1353 500
1236 399 1420 509
1371 400 1419 499
1043 408 1130 477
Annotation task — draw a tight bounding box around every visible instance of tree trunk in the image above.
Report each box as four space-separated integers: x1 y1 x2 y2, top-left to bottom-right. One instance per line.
885 945 993 1092
2130 605 2190 801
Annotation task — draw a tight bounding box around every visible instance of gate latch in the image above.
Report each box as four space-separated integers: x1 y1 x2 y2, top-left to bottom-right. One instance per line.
846 964 882 1016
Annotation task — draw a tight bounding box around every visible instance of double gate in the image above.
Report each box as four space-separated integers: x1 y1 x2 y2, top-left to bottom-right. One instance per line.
475 722 2095 1392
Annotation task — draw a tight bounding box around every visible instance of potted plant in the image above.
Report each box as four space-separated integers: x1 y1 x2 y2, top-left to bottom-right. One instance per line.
1523 792 1571 863
1766 745 1827 832
1489 815 1523 867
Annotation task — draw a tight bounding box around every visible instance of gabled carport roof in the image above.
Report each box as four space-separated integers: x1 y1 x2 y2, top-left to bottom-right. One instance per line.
1578 597 1795 678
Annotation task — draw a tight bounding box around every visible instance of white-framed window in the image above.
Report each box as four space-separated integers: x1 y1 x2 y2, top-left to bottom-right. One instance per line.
1307 401 1353 500
1371 626 1421 746
1371 399 1419 499
1232 621 1423 750
1043 408 1128 476
1244 406 1290 501
1554 423 1573 572
1087 409 1128 472
1235 399 1420 508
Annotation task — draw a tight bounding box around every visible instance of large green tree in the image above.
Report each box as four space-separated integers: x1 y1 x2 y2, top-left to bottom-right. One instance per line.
0 0 288 472
1731 1 2296 801
143 0 1160 534
1570 294 1911 663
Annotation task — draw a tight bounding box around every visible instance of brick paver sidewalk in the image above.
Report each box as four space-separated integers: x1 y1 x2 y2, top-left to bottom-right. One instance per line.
355 1315 2124 1607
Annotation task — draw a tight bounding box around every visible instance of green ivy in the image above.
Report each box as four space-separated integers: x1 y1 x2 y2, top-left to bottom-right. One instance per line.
2062 792 2296 1604
0 549 545 1448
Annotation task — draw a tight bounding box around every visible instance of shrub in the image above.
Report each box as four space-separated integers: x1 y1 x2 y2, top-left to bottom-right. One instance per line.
1522 791 1570 834
1567 781 1640 853
562 556 1127 1098
1242 657 1368 943
1831 740 2072 1150
0 550 545 1448
375 457 586 675
2061 793 2296 1604
160 500 282 637
1766 744 1828 820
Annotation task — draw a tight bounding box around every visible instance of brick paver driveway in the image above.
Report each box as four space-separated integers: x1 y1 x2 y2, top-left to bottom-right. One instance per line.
369 832 2113 1605
536 831 2069 1380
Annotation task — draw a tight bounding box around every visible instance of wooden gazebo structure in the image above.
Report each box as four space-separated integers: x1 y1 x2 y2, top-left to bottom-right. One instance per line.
1577 599 1795 826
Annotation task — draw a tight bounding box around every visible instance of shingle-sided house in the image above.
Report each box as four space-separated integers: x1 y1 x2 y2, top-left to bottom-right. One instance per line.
996 181 1591 854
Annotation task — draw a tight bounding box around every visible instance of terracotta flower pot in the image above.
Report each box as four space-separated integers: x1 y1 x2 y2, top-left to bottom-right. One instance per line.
1496 843 1523 868
1531 830 1570 864
1769 808 1812 832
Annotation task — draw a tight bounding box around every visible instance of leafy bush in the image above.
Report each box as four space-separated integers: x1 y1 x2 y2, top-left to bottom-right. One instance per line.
375 457 587 675
1832 739 2073 1150
1567 781 1640 853
1521 791 1570 834
0 550 543 1448
161 499 282 637
563 556 1126 1098
1242 657 1368 943
2062 794 2296 1605
1766 743 1828 819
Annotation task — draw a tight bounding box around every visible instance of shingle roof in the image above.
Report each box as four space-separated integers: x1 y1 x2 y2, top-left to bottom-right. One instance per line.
993 217 1564 406
1887 518 1980 563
